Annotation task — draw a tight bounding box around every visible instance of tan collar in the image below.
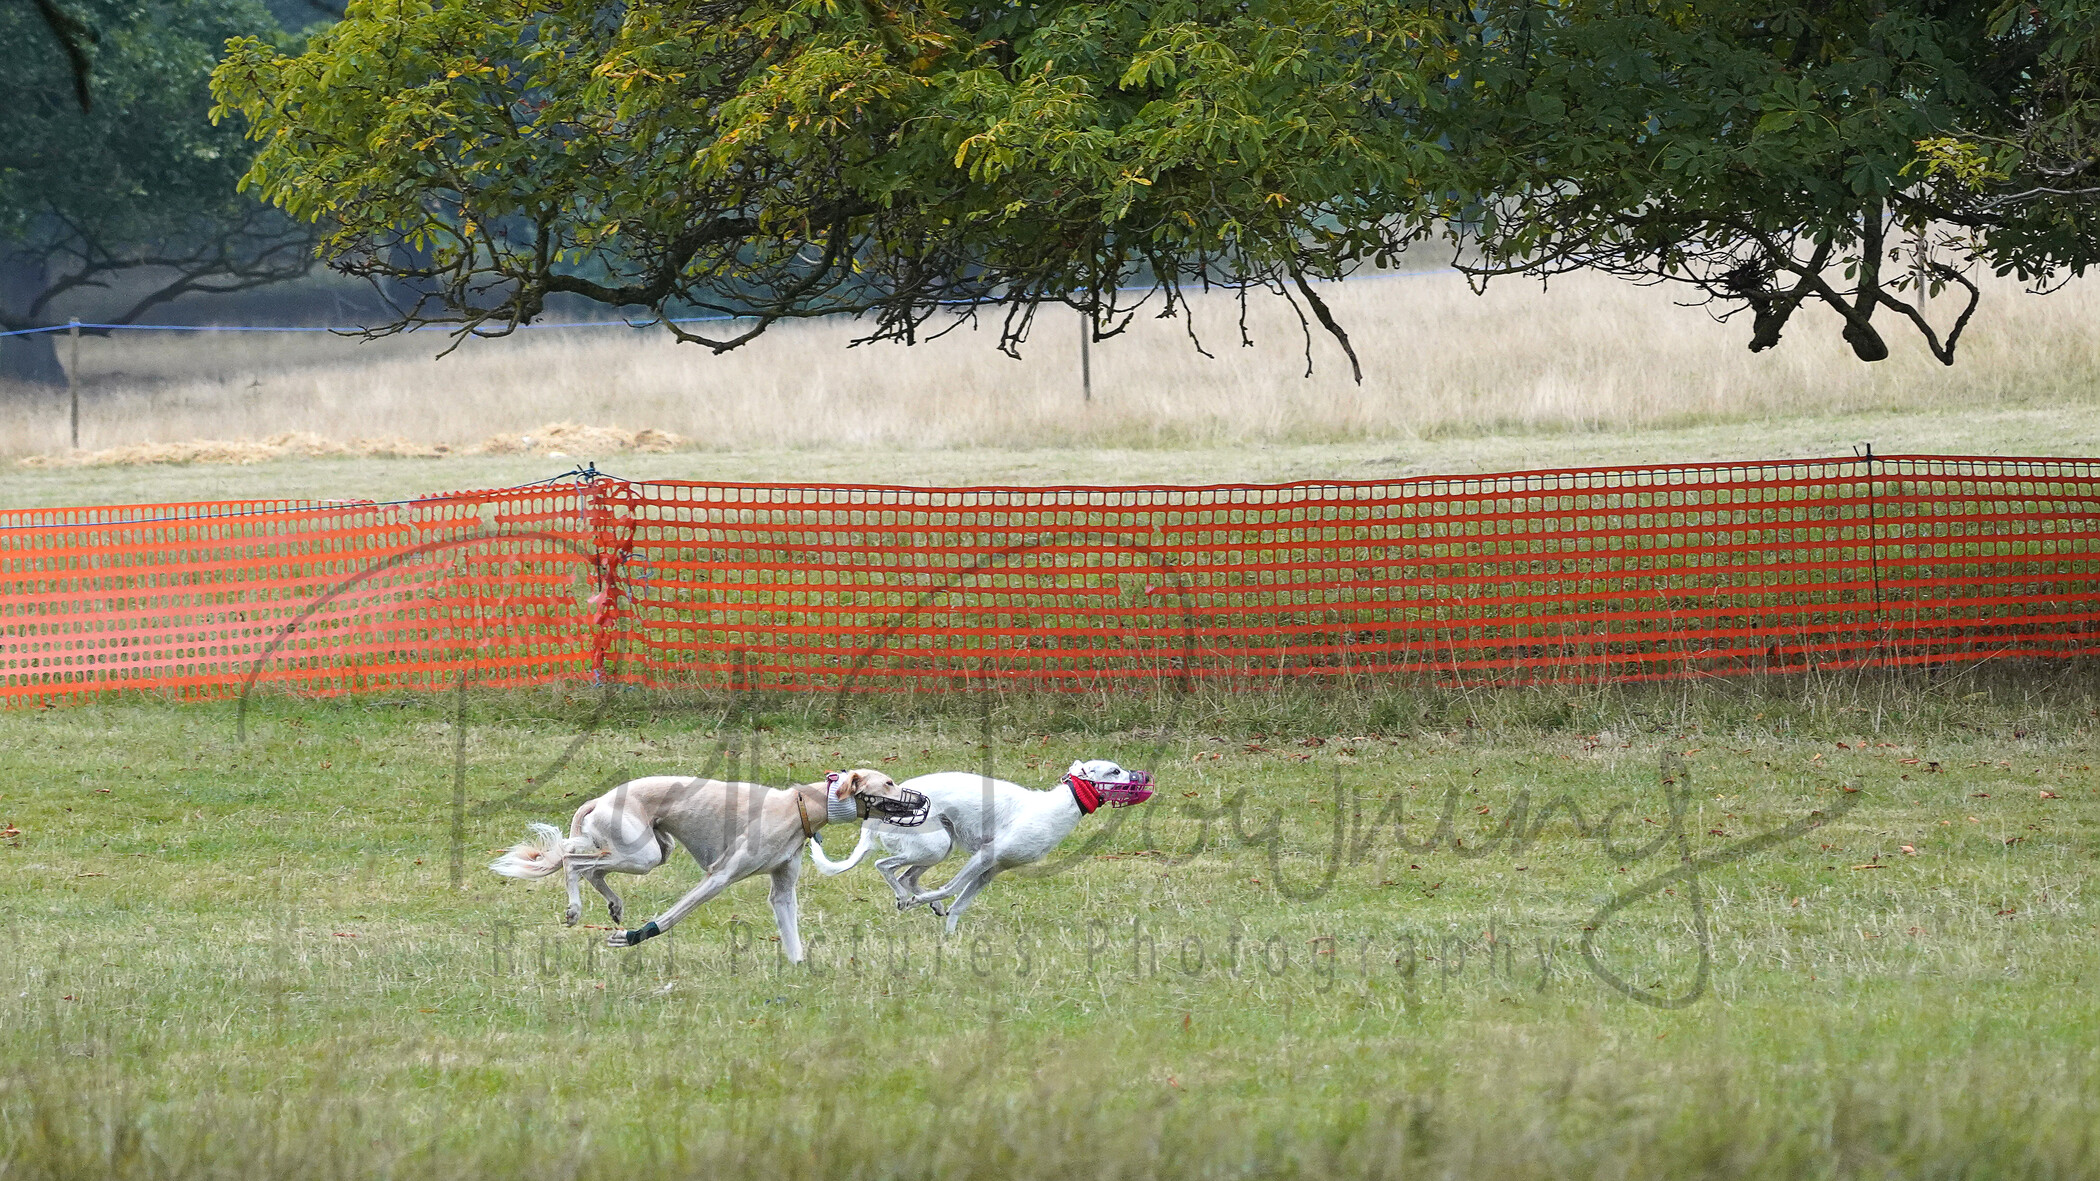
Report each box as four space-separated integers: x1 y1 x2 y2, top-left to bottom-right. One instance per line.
794 786 822 839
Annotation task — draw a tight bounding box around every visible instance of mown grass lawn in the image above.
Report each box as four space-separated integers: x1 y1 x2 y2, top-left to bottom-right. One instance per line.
1 676 2095 1179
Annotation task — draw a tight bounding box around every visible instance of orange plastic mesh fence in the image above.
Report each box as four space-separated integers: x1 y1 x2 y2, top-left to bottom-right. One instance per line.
1 483 600 700
5 455 2097 702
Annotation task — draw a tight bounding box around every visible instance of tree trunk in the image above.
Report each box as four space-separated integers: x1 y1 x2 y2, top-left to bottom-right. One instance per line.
1 252 67 386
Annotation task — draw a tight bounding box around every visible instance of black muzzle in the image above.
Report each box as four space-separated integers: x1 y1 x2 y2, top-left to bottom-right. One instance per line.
860 787 931 827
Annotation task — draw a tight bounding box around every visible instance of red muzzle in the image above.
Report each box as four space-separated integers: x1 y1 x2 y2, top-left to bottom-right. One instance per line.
1065 769 1154 814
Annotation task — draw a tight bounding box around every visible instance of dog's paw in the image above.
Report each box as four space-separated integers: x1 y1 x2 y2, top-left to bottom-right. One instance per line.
606 901 624 923
563 907 581 927
928 901 949 917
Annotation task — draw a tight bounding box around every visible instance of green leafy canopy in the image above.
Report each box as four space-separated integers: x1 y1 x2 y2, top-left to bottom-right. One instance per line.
210 0 2100 367
212 0 1454 371
1431 0 2068 365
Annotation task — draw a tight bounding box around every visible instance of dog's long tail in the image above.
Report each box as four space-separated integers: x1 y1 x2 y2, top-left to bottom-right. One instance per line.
807 825 876 876
490 822 567 879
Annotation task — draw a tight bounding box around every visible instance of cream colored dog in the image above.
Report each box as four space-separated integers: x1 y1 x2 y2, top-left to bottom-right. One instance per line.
491 768 928 960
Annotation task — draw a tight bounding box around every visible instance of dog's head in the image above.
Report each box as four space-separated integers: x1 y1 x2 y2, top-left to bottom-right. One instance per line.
824 768 931 827
1064 759 1155 809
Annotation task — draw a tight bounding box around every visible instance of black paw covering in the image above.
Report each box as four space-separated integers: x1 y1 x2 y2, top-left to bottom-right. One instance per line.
623 921 661 945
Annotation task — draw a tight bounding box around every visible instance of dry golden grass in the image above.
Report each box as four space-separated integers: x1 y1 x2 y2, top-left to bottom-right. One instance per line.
5 268 2099 463
12 422 686 468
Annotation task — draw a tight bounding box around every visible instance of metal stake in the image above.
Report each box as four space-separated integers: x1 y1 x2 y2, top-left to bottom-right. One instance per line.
67 318 80 450
1079 310 1091 404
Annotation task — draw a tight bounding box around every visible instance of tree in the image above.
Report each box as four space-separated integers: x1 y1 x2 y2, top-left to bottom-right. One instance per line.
1429 0 2064 365
1913 1 2100 284
211 0 1454 375
22 0 98 112
1 0 314 384
216 0 2100 373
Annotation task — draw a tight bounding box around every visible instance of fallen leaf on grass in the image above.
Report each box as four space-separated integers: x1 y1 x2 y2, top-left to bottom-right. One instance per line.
1850 862 1885 870
74 872 104 878
1900 845 1917 855
2040 789 2061 799
333 932 359 938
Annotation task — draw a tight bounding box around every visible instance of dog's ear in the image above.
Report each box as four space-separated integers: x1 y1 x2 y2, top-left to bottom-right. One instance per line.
837 769 893 797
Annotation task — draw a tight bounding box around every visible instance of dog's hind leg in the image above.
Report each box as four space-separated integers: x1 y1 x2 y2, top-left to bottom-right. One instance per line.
939 866 1004 935
876 855 928 910
564 863 586 927
899 863 932 896
587 871 624 924
912 849 997 915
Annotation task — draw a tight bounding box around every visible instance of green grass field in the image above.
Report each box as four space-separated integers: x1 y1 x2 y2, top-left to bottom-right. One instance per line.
2 673 2095 1179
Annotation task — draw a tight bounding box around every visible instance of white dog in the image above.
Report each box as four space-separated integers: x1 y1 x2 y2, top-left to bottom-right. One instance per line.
807 760 1153 933
491 768 929 959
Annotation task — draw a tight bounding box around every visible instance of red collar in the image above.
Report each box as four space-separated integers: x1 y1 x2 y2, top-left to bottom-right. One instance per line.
1066 777 1102 814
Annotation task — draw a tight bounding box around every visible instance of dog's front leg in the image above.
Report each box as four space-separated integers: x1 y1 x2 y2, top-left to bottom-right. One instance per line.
769 859 805 964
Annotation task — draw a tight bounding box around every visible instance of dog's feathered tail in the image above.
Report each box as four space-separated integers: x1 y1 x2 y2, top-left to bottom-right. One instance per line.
807 825 876 876
490 822 567 879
